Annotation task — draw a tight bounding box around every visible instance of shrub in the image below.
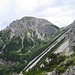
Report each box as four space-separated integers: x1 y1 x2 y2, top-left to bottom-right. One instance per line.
73 46 75 52
56 66 65 73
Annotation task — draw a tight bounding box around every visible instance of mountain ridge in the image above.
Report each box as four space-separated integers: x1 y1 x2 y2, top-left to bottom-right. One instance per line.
0 16 75 75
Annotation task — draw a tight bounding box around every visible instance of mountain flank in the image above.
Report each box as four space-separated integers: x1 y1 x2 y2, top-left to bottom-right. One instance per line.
0 16 75 75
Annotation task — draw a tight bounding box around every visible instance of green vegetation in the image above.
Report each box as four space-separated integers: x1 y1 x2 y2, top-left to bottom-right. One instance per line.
22 53 66 75
1 30 10 43
0 61 26 75
0 28 69 75
42 53 66 71
56 66 65 74
3 36 22 53
21 38 34 53
0 30 10 51
65 56 75 66
73 46 75 52
23 67 45 75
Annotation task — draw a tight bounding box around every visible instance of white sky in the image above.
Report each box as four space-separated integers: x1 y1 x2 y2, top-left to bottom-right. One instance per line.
0 0 75 30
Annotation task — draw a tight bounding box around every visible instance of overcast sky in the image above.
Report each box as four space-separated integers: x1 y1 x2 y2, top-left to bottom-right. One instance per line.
0 0 75 30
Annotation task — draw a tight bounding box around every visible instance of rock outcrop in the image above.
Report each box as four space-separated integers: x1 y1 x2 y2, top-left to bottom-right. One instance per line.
5 17 59 40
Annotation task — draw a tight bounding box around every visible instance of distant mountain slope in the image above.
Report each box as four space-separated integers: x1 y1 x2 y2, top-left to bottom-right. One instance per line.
0 16 59 54
24 21 75 75
1 17 75 75
0 16 59 75
5 17 59 39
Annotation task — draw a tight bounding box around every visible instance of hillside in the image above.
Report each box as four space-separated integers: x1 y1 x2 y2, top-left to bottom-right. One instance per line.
22 21 75 75
0 17 59 75
0 16 75 75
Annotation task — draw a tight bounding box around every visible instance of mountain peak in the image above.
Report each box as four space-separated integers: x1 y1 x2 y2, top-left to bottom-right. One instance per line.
1 16 75 75
4 16 59 39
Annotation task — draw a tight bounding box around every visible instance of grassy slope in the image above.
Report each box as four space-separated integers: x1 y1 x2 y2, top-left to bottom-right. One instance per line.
0 28 68 75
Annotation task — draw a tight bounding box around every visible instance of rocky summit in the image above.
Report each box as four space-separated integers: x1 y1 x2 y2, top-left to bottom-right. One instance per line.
0 16 75 75
5 17 59 39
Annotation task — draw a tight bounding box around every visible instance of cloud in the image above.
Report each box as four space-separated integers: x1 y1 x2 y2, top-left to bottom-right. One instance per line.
39 6 75 27
0 0 75 30
15 0 37 14
33 0 75 27
0 22 2 30
0 21 6 30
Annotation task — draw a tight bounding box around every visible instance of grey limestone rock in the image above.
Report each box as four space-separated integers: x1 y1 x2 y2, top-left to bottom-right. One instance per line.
5 16 59 40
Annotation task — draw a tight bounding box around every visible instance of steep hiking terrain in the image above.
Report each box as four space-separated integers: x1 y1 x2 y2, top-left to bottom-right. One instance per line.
0 17 59 75
1 16 75 75
22 21 75 75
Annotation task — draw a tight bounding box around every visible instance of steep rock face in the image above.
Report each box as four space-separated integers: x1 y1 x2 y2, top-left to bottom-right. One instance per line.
45 21 75 75
66 21 75 51
67 21 75 42
54 21 75 56
0 17 59 75
62 66 75 75
5 17 59 39
0 17 59 53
